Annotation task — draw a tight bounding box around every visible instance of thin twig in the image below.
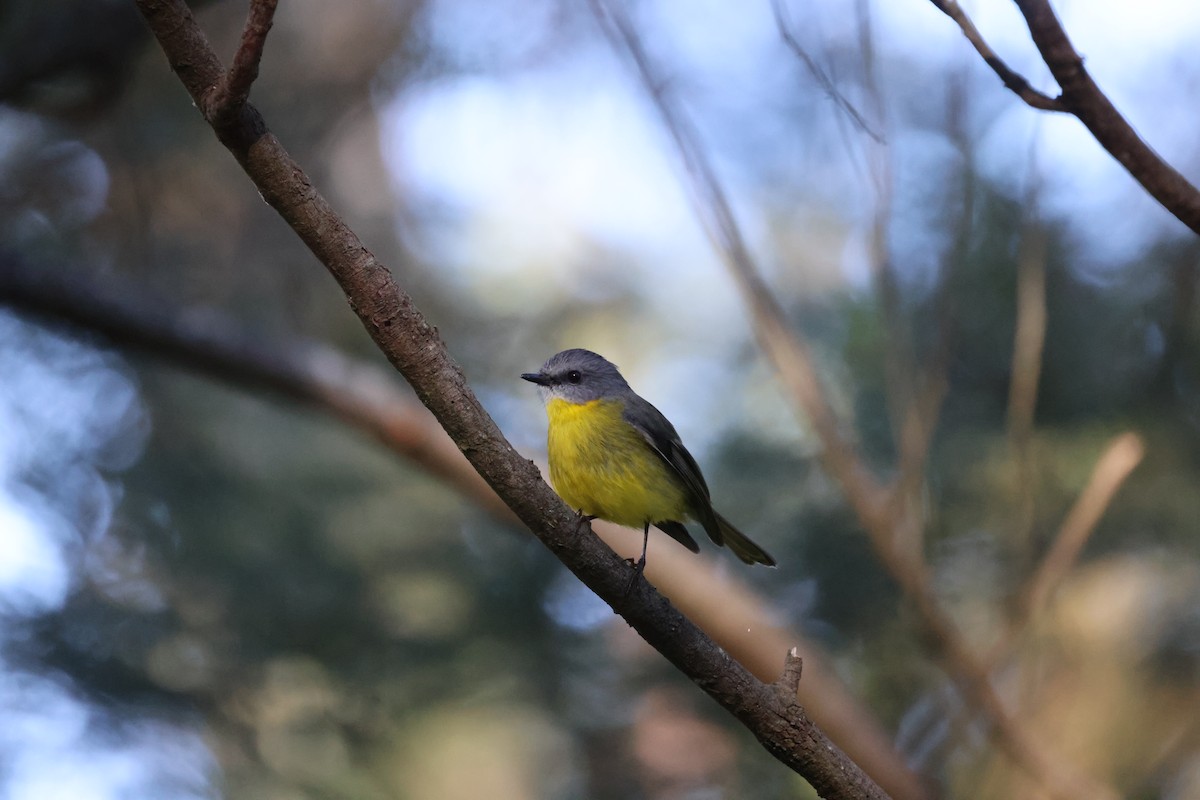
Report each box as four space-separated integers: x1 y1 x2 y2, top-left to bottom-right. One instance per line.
927 0 1064 111
1007 243 1047 554
890 72 975 556
590 2 1118 798
1022 432 1145 618
207 0 278 125
856 0 916 494
982 430 1146 669
589 0 890 535
858 0 941 559
932 0 1200 235
770 0 885 144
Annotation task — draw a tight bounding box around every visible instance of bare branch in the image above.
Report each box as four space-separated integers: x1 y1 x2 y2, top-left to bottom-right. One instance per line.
590 3 1120 798
927 0 1064 111
770 0 885 143
0 257 930 800
130 2 891 797
982 431 1145 670
892 78 979 503
207 0 277 125
855 0 918 498
0 257 511 519
1013 0 1200 235
1006 223 1049 554
932 0 1200 235
1022 432 1145 618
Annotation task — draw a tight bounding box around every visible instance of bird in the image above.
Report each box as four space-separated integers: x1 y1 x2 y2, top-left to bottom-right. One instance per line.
522 348 775 573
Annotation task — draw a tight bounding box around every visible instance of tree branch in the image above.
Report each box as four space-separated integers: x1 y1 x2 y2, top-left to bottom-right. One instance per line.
770 0 885 143
1013 0 1200 235
129 2 888 797
928 0 1064 111
931 0 1200 235
982 431 1144 670
1021 432 1145 619
0 256 511 519
0 256 929 800
207 0 277 126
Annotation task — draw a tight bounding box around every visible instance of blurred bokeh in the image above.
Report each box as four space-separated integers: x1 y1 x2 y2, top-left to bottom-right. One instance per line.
1 0 1199 798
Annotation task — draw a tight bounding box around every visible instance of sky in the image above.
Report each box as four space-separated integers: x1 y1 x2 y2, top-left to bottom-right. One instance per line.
387 0 1200 288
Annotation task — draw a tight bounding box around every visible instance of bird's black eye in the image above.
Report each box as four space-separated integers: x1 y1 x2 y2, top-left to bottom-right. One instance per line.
566 370 582 385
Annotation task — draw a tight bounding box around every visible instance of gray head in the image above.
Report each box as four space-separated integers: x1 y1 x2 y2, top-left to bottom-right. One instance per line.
521 348 633 404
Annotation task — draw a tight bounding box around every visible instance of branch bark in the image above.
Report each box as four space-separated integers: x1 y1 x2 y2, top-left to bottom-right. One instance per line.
129 2 889 797
207 0 277 126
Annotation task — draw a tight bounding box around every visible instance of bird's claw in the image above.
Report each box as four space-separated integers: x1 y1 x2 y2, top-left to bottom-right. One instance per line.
623 554 646 595
573 511 596 534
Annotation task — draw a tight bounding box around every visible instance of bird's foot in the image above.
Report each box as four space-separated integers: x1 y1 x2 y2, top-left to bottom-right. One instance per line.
623 554 647 595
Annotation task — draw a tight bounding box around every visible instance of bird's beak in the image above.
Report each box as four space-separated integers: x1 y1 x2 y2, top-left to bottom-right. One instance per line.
521 372 552 386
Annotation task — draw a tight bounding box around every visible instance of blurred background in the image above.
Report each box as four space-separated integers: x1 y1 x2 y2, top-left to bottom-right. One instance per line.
1 0 1199 798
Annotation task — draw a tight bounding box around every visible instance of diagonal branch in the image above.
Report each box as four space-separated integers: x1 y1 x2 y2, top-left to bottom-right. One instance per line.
982 430 1145 670
0 257 928 800
130 2 889 797
0 256 510 518
1012 0 1200 234
770 0 885 143
930 0 1200 235
589 0 891 536
928 0 1064 111
1021 432 1145 620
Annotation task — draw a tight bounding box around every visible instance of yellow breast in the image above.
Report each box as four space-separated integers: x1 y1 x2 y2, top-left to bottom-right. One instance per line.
544 398 690 528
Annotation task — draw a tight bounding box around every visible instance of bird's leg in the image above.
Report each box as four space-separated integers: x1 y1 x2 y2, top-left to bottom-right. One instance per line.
624 522 650 594
636 522 649 571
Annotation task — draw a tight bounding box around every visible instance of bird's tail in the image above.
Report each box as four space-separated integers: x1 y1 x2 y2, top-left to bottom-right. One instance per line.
710 511 776 567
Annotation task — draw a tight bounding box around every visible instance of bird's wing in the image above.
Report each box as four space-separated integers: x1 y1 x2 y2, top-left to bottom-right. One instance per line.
621 395 712 505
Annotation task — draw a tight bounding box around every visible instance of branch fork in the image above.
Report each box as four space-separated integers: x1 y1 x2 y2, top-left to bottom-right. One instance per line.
205 0 277 126
932 0 1200 234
